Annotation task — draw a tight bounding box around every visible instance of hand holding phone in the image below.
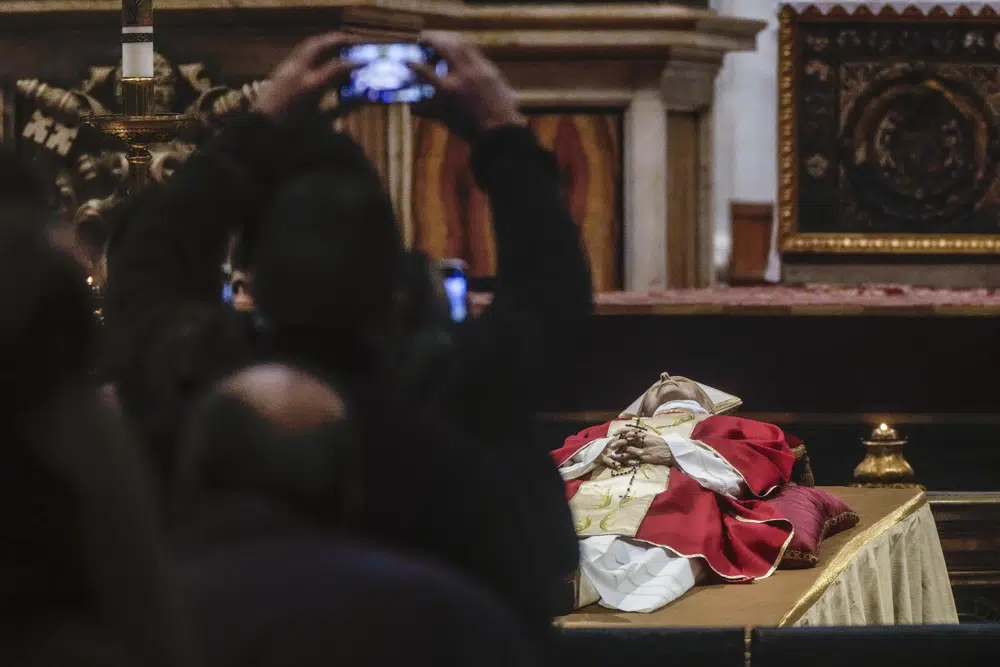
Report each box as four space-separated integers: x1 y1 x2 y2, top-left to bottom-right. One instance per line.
254 32 357 121
406 32 525 142
340 43 448 105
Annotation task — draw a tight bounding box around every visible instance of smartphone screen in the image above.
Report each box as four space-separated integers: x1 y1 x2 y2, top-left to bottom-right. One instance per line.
440 261 468 323
340 43 447 105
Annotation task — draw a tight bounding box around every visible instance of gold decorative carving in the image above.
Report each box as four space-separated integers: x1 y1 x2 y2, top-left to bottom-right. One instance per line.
784 234 1000 254
8 52 262 282
777 7 799 255
852 423 923 489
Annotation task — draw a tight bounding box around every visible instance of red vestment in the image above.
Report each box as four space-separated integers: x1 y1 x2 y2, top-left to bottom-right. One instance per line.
552 415 796 582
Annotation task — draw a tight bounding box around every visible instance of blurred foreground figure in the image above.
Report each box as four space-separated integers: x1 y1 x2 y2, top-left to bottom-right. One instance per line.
172 365 539 667
0 149 193 667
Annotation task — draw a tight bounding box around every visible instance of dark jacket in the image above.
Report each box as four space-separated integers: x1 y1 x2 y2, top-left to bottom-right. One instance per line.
0 210 191 667
172 495 540 667
1 387 194 667
104 114 590 635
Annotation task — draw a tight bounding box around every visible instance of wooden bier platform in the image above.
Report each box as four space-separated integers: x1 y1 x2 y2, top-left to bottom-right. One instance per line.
562 487 932 628
518 288 1000 622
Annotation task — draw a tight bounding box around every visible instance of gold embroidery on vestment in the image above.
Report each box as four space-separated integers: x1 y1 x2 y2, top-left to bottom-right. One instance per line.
592 488 612 509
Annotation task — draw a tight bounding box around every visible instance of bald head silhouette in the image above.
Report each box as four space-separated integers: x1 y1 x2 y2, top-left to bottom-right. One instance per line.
216 364 347 433
176 364 359 522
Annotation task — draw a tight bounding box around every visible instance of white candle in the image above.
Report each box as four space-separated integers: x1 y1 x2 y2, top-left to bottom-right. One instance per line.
122 0 154 78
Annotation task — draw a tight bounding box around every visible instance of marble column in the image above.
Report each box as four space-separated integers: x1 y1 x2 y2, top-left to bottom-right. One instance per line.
661 50 724 288
623 89 669 291
623 51 721 291
710 0 781 281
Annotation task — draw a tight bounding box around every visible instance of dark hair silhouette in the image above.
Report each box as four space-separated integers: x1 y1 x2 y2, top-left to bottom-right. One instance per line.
251 134 405 388
0 148 47 213
110 302 254 490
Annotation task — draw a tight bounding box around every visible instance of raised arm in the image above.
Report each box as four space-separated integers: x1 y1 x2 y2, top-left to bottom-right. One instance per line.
104 116 281 330
414 33 594 434
105 32 359 334
472 124 594 326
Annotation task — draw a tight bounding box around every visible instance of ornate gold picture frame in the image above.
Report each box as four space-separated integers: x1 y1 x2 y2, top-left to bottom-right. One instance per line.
779 3 1000 256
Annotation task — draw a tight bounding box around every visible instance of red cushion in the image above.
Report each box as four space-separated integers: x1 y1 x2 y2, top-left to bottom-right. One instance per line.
766 485 860 570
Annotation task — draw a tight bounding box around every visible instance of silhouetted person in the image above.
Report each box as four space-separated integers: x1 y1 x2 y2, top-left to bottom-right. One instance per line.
172 365 539 667
0 172 193 667
109 300 254 498
105 31 590 644
0 148 47 222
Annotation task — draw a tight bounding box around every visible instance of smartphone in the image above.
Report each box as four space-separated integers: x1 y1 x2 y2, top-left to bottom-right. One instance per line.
439 259 469 323
221 266 233 304
340 43 447 105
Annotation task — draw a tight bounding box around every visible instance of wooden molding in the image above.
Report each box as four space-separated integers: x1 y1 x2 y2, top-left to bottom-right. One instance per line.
0 2 764 66
667 112 700 287
929 492 1000 586
660 48 723 113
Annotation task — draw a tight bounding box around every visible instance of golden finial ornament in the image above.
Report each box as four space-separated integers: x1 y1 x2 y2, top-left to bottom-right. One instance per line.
852 423 923 489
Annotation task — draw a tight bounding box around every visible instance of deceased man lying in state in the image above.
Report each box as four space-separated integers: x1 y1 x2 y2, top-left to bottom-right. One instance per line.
552 373 796 613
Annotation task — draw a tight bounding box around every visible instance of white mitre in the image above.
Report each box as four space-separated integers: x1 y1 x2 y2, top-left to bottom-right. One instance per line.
619 377 742 418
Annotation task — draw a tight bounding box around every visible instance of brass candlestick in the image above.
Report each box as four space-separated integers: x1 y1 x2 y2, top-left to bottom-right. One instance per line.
84 77 199 326
852 423 923 489
85 78 199 193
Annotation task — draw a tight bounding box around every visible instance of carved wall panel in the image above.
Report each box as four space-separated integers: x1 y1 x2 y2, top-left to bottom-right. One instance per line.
411 112 623 291
0 51 407 283
779 5 1000 256
0 52 268 281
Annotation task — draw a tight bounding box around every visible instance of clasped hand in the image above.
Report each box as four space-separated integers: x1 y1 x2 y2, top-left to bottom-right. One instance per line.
600 429 675 469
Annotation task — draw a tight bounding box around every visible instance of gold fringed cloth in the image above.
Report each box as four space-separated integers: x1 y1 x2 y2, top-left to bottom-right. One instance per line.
562 488 958 628
789 499 957 626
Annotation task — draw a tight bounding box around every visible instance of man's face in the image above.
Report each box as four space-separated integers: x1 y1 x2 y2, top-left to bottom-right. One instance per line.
231 270 255 312
637 373 714 416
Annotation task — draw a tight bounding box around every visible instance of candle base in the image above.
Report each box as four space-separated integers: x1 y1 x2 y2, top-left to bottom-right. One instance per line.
851 424 923 489
84 114 201 193
122 77 154 116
